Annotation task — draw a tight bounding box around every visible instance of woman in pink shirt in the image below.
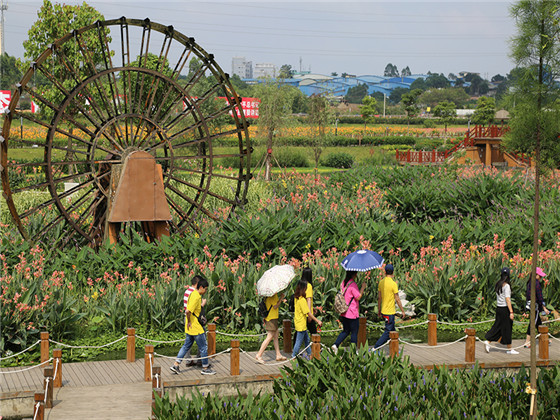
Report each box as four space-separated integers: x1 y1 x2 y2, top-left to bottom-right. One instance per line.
331 271 366 354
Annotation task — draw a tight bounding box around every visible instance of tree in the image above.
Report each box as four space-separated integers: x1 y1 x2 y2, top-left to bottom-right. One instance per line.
278 64 293 79
432 100 456 134
491 74 505 83
409 78 427 91
505 3 560 417
253 80 295 180
419 88 470 108
360 95 378 128
0 53 22 90
471 97 496 126
344 84 368 104
388 87 409 105
464 73 484 95
401 66 412 77
291 88 309 114
308 94 332 177
425 73 450 89
383 63 399 77
22 0 106 168
401 89 423 125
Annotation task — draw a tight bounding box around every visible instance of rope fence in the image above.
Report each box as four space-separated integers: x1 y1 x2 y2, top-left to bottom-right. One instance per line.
0 340 41 361
0 358 52 374
399 335 468 348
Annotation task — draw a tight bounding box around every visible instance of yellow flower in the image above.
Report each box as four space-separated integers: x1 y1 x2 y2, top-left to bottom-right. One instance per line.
429 235 434 241
92 291 99 300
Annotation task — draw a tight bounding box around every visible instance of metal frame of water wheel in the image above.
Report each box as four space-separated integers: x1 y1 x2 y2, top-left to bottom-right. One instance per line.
0 17 252 247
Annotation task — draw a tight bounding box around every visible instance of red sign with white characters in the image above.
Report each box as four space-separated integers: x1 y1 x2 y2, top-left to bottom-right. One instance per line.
218 97 260 119
0 90 11 112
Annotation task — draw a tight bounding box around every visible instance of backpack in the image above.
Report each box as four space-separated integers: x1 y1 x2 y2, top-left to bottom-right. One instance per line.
258 298 271 318
334 282 355 315
288 294 295 312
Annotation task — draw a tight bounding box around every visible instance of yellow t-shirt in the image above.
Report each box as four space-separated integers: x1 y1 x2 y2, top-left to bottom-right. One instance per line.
378 276 399 315
186 289 204 335
294 296 309 332
264 294 279 321
305 283 313 312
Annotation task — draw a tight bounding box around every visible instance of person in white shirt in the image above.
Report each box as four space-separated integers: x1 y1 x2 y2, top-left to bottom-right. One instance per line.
484 267 517 354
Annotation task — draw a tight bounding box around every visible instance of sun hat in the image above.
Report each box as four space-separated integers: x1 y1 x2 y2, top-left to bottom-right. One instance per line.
536 267 547 277
385 263 394 274
501 267 510 275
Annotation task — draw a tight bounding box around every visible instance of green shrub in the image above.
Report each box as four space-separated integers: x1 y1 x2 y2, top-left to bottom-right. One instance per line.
322 152 354 168
273 148 309 168
153 351 560 419
423 119 436 128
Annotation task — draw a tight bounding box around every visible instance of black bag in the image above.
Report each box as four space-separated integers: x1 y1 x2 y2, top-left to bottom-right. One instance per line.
193 311 207 327
288 294 295 312
258 298 271 318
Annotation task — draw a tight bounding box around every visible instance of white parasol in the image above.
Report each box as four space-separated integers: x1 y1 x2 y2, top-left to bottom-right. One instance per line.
256 264 296 297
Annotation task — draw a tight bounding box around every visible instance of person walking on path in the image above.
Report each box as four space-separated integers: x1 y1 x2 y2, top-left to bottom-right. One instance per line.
331 270 366 354
524 267 551 348
256 292 287 363
293 268 323 344
484 267 517 354
183 275 205 366
292 280 312 359
374 264 405 350
170 276 216 375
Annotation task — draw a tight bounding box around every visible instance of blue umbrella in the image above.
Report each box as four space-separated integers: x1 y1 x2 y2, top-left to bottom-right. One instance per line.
340 250 384 272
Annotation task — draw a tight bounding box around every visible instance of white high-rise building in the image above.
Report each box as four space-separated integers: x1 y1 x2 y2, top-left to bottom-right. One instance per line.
254 63 276 79
232 57 253 79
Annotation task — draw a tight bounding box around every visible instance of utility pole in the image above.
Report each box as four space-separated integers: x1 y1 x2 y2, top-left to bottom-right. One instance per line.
0 0 7 56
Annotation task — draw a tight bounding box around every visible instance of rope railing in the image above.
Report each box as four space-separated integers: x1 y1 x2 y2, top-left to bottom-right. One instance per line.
154 347 232 361
240 342 313 366
475 336 536 352
136 335 184 344
399 335 468 348
215 330 268 338
0 340 41 361
33 402 41 420
49 335 127 349
43 377 50 405
437 319 494 326
0 358 53 374
396 320 430 329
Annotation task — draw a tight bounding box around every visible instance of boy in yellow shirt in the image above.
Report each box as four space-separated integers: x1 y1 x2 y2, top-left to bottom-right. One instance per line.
170 277 215 375
374 264 405 350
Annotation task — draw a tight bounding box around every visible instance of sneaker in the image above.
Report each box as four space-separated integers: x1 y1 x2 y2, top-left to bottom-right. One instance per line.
169 364 181 374
201 367 216 375
507 349 519 355
484 341 490 353
331 344 338 355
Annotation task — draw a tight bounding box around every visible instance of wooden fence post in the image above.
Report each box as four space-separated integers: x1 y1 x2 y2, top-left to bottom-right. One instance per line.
389 331 399 358
207 323 216 356
283 319 292 354
152 387 163 420
311 334 321 360
428 314 437 346
358 316 367 349
538 325 549 360
465 328 476 363
230 339 240 376
151 366 162 390
33 393 45 420
43 367 53 408
144 345 154 382
40 332 49 363
127 328 136 362
53 349 62 388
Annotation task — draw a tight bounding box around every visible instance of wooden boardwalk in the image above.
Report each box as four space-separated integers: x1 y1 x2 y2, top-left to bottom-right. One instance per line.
1 338 559 419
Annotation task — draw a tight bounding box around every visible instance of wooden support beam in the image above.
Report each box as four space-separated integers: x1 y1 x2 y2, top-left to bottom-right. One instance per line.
538 325 549 360
311 334 321 360
43 367 53 408
358 316 367 349
465 328 476 363
53 349 62 388
230 339 240 376
144 345 154 382
127 328 136 362
207 323 216 356
40 332 49 363
428 314 437 346
283 319 292 354
389 331 399 358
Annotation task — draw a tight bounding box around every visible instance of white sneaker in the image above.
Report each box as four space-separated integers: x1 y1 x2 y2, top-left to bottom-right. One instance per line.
507 349 519 355
331 344 338 355
484 341 490 353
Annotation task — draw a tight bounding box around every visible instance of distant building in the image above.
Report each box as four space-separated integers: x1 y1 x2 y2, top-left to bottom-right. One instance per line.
254 63 276 78
232 57 253 79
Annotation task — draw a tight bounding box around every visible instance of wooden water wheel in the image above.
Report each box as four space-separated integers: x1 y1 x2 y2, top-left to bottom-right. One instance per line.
0 18 251 246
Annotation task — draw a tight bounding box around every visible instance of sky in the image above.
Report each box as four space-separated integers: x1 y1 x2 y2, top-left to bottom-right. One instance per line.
4 0 518 79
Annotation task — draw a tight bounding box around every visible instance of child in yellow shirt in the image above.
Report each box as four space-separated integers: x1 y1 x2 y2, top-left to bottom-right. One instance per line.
292 280 312 359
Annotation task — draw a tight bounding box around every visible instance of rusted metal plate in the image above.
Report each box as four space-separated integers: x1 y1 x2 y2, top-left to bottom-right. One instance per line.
108 151 172 222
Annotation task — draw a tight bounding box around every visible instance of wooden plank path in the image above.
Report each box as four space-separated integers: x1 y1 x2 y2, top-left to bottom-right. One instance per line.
1 339 559 419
